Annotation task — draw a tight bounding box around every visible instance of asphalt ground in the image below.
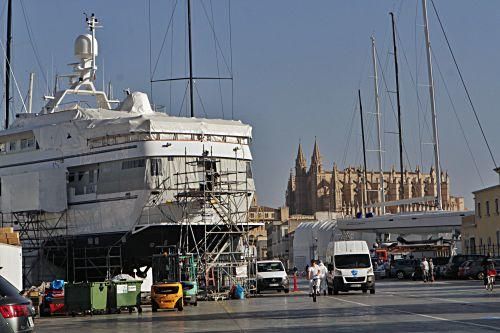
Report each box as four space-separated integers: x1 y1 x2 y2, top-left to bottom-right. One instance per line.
35 279 500 332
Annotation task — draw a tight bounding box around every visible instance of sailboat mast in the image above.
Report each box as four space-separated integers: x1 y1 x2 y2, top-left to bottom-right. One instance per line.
390 12 404 211
371 36 385 215
187 0 195 118
5 0 12 129
422 0 442 210
359 89 368 216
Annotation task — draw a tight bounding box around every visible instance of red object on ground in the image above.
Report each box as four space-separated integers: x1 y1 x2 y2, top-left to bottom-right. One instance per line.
293 274 299 292
48 303 65 314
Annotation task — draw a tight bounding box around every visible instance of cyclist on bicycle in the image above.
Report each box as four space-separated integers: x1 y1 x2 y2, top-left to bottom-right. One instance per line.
308 259 321 297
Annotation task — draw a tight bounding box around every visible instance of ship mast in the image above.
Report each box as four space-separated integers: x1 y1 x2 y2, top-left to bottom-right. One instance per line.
187 0 195 118
422 0 442 210
371 36 385 215
5 0 12 129
390 12 405 212
359 90 368 217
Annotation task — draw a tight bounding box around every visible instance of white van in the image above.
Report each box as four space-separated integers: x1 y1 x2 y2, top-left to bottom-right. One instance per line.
256 260 289 293
326 240 375 295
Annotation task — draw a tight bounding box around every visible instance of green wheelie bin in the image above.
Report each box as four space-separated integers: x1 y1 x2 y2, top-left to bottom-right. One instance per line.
65 282 109 316
108 280 143 314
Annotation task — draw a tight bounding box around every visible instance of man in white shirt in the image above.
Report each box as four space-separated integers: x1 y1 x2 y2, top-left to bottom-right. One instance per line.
308 259 321 296
421 257 429 282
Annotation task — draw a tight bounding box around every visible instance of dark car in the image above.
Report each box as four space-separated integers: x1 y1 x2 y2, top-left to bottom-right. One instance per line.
445 255 486 278
391 259 420 280
460 260 486 280
0 275 35 332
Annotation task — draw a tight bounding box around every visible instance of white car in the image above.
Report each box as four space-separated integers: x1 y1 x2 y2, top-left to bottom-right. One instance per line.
256 260 289 293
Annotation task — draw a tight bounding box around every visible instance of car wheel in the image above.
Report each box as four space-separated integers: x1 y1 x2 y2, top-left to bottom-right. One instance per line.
396 271 405 280
370 289 375 294
177 299 184 312
477 272 484 280
362 289 367 294
284 289 289 294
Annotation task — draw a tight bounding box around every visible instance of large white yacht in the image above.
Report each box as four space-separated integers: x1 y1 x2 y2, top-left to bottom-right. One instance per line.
0 15 255 282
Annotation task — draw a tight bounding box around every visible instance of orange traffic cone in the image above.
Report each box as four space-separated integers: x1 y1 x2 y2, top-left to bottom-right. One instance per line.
293 273 299 292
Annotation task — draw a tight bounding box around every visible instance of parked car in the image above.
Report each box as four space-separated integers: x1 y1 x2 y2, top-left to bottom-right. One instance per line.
390 259 420 280
445 255 486 279
461 260 485 280
431 257 451 278
457 260 472 279
256 260 289 293
0 275 35 332
374 265 386 279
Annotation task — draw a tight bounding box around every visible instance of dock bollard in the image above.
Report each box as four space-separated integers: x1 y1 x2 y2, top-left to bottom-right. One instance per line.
293 273 299 292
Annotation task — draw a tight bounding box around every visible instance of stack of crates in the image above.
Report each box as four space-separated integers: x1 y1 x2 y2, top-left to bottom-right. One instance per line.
65 282 109 316
0 227 20 245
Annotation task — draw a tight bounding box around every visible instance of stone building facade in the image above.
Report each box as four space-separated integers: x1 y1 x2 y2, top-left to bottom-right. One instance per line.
286 140 465 217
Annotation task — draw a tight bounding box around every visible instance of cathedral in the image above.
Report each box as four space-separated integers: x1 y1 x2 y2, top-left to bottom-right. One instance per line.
286 140 465 217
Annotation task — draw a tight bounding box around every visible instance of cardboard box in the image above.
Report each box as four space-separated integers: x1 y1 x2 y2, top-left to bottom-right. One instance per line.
0 227 14 233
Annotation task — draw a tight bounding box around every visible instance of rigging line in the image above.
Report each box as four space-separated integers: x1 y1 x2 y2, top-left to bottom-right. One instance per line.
194 83 208 118
341 96 358 167
375 47 413 170
395 19 433 168
19 0 47 88
228 0 234 119
430 0 497 169
148 0 153 103
209 0 224 119
200 0 232 74
432 47 484 186
151 0 178 80
0 39 28 114
177 81 190 117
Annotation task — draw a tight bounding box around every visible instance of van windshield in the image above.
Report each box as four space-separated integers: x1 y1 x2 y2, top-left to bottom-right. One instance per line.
257 262 284 272
334 254 371 269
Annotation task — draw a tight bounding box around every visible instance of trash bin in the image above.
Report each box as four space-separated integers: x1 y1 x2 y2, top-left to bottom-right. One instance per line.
65 282 109 316
108 280 143 313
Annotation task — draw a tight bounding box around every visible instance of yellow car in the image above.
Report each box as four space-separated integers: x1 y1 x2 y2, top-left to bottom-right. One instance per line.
151 282 184 312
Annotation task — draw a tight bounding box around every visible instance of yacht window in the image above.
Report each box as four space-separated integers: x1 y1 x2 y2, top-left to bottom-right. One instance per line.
177 134 191 140
226 136 238 144
122 159 146 170
167 156 174 162
212 135 224 142
78 171 85 181
246 162 253 179
9 141 16 151
151 158 162 176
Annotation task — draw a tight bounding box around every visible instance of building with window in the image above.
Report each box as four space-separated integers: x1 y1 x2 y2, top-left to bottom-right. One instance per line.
462 169 500 256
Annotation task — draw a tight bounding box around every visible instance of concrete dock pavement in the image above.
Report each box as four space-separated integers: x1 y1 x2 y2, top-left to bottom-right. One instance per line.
35 279 500 332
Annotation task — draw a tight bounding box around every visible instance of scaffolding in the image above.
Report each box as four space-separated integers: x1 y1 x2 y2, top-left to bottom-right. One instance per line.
1 211 68 287
174 148 254 299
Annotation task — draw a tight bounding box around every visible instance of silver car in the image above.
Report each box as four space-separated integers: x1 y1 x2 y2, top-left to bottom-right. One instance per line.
0 275 35 332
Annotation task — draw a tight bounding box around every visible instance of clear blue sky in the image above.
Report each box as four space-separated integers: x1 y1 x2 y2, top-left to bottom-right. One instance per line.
4 0 500 209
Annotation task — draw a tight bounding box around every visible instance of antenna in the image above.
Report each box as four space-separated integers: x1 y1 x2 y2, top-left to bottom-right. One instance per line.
187 0 195 117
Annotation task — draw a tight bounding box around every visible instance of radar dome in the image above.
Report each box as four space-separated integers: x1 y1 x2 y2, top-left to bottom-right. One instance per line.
74 34 98 59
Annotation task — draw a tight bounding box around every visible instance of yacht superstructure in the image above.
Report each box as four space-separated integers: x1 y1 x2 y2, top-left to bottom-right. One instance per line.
0 15 255 284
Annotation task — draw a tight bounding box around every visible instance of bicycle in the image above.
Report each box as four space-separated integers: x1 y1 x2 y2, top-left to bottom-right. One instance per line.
311 276 320 302
486 270 496 292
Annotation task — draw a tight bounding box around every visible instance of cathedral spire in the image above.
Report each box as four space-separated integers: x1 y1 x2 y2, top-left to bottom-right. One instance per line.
310 137 323 173
295 141 307 175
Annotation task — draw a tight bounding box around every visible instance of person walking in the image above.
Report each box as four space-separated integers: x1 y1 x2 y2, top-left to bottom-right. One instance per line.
428 258 435 282
481 252 494 289
421 257 429 283
318 260 328 296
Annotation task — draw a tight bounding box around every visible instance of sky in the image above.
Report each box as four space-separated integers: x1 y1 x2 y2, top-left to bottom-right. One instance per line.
3 0 500 210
